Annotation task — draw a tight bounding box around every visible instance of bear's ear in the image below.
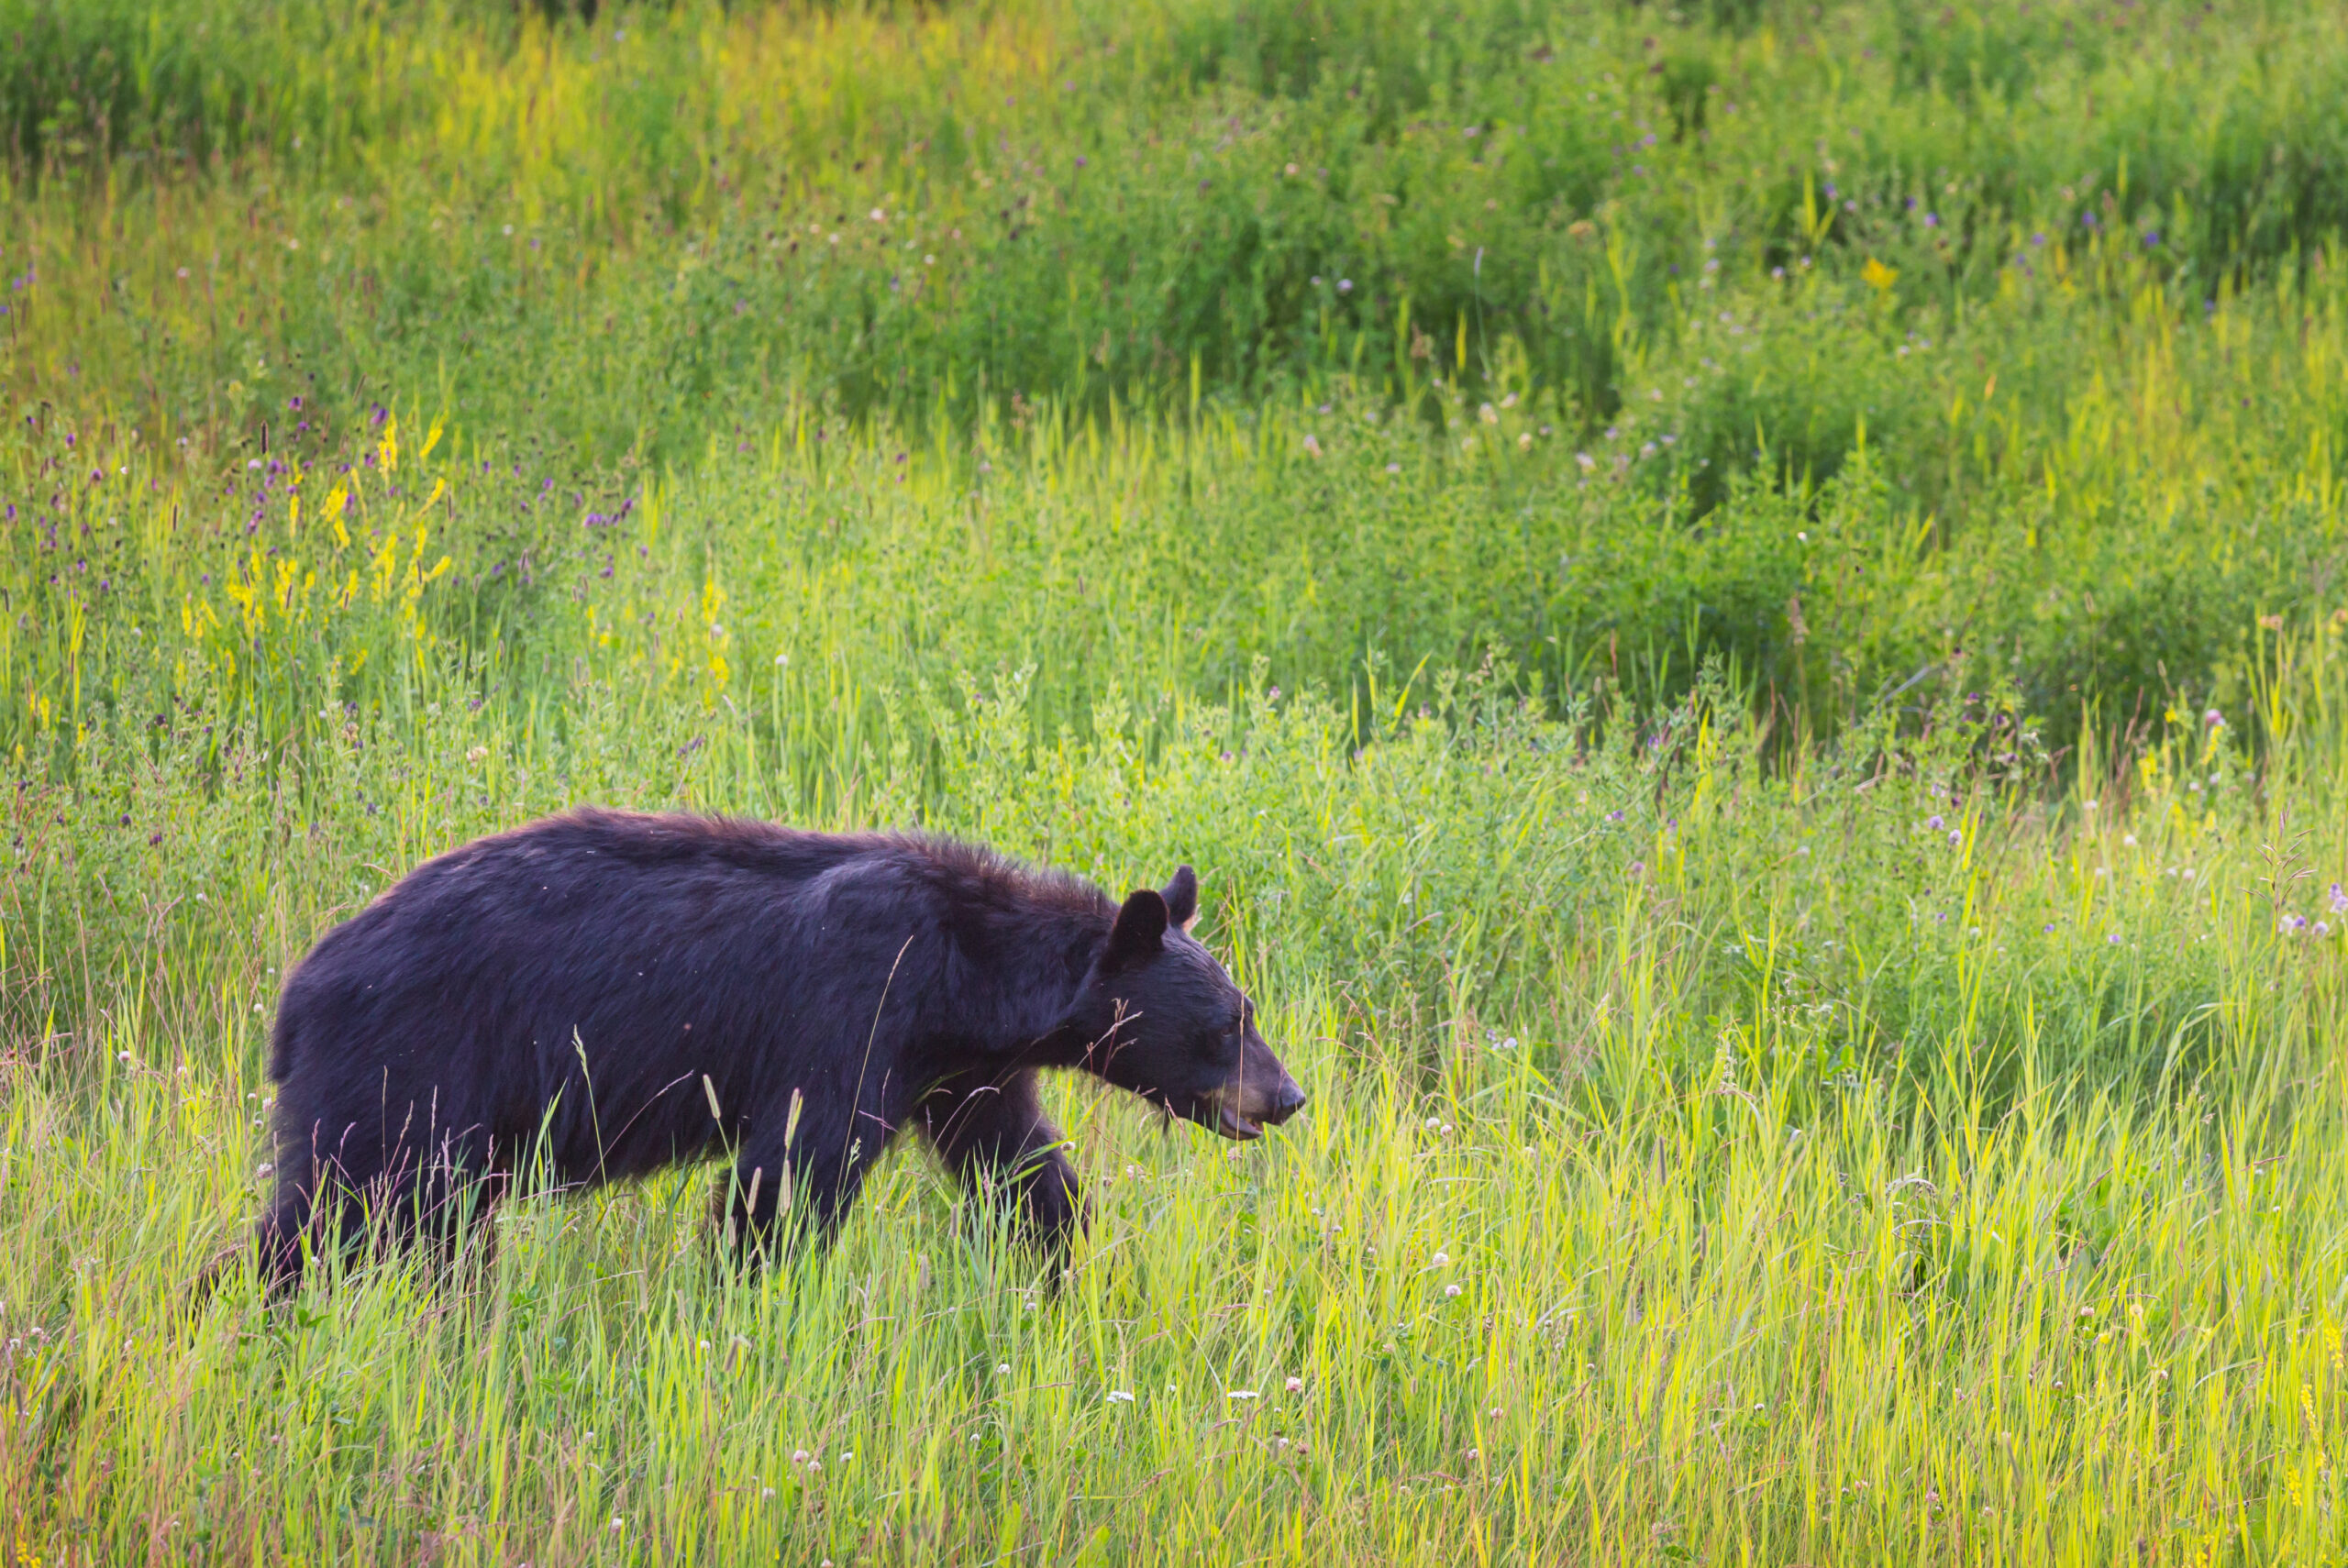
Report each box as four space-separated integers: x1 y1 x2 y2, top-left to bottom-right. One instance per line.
1162 865 1199 933
1103 888 1169 971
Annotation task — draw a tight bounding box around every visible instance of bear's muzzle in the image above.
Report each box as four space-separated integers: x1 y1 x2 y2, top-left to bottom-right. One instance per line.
1208 1035 1307 1140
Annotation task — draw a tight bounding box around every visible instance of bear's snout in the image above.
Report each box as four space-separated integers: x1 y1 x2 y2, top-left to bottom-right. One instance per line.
1259 1078 1308 1126
1210 1039 1306 1141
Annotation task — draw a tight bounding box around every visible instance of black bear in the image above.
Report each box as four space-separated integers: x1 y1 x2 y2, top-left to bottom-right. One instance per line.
259 809 1305 1293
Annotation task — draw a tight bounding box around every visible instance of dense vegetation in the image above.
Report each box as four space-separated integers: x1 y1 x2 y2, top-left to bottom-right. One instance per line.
7 0 2348 1561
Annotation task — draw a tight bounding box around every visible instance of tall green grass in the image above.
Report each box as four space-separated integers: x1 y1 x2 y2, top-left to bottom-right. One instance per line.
12 602 2348 1560
9 0 2348 1561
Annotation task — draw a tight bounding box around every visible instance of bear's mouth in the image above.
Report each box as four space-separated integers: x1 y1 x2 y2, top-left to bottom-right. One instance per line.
1213 1101 1264 1142
1165 1066 1303 1143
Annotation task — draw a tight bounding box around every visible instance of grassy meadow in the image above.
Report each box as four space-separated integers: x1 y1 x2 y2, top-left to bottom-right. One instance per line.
10 0 2348 1560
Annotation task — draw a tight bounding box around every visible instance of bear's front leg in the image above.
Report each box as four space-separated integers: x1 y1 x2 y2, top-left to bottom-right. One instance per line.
923 1073 1085 1261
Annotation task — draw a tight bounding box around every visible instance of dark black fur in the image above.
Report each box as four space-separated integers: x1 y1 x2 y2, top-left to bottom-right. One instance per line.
259 809 1304 1293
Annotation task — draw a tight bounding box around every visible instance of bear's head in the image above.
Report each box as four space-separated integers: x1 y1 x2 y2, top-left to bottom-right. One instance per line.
1071 866 1306 1141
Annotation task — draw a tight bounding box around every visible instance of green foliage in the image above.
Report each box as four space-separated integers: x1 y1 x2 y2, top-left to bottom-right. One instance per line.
10 0 2348 1561
0 0 505 168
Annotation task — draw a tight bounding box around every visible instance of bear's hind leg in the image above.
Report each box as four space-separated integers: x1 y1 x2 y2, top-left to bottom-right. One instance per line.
261 1133 499 1296
257 1125 380 1299
386 1133 506 1286
256 1173 320 1299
